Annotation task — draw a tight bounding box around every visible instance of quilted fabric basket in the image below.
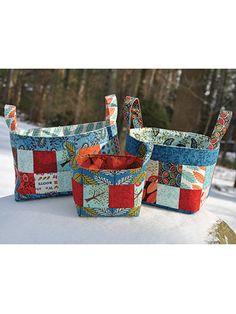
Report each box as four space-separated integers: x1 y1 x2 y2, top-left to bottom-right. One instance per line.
124 96 233 214
71 143 153 217
4 94 120 201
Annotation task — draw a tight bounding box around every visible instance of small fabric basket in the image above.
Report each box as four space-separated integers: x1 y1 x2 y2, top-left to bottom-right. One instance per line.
124 96 233 214
4 95 120 201
71 143 153 217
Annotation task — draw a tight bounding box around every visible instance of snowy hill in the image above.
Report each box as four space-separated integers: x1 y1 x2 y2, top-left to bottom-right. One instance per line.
0 116 236 244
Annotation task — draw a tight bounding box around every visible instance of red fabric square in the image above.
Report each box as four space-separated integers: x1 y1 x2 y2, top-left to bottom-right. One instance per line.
33 151 57 174
109 185 134 208
17 172 36 195
72 179 83 206
179 189 202 213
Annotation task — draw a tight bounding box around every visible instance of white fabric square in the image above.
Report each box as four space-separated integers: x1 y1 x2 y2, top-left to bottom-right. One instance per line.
34 173 58 194
17 149 33 173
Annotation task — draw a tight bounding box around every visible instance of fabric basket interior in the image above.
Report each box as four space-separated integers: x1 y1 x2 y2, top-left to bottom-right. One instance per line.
76 154 143 170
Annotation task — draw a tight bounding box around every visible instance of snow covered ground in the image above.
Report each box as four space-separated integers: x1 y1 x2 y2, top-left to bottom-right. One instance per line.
0 116 236 243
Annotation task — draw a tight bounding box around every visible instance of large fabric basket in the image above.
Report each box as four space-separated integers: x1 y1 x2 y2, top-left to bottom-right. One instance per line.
71 143 153 217
4 94 120 201
124 96 233 214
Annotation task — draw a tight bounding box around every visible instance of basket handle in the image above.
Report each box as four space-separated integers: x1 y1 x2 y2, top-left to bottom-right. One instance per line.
105 94 118 126
208 110 233 150
137 142 154 168
4 104 17 131
123 96 143 129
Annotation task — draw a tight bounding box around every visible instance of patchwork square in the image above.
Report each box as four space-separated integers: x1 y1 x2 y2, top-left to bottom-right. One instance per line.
203 164 215 188
134 181 145 207
34 173 59 194
179 189 202 213
109 185 134 208
84 184 109 208
56 150 71 172
72 179 83 206
142 181 157 204
158 161 182 187
156 184 180 209
17 149 33 173
58 171 73 192
145 160 159 181
17 172 36 195
181 165 206 190
33 151 57 174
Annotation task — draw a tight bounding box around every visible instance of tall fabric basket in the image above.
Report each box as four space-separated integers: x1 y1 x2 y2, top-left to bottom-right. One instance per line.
4 95 120 201
124 96 233 214
71 143 153 217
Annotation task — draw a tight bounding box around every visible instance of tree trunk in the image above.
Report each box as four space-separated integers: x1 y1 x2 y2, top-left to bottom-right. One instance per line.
170 69 207 132
12 70 23 106
30 70 52 123
137 69 147 99
3 69 13 103
74 69 87 123
63 69 70 91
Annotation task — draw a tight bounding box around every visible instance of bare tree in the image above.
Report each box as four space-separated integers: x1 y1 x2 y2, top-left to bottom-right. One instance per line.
171 69 208 132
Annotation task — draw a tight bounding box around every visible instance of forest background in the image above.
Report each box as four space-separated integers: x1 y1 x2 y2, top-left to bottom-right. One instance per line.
0 69 235 170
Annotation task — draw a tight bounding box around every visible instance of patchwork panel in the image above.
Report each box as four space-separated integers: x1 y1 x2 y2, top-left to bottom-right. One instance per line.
58 171 73 192
158 161 182 187
17 149 33 173
83 184 109 209
179 189 202 213
33 151 57 174
181 165 206 190
156 184 180 209
34 173 58 194
203 164 215 188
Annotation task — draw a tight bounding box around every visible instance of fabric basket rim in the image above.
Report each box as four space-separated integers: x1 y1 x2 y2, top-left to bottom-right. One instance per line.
129 127 220 152
9 119 113 138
